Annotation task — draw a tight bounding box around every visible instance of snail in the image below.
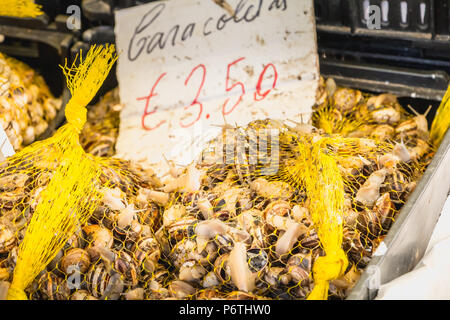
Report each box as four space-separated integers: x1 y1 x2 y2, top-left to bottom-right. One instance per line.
37 272 71 300
263 200 296 231
85 262 124 300
250 178 294 201
355 169 388 207
395 105 431 139
0 224 16 254
201 271 220 288
83 224 114 249
70 290 98 300
132 236 161 274
367 94 401 125
60 248 91 275
167 280 195 299
333 88 363 114
286 252 312 285
179 260 207 283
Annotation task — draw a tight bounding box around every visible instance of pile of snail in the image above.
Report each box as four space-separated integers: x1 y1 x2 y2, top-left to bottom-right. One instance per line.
0 77 435 299
80 88 122 157
0 53 62 151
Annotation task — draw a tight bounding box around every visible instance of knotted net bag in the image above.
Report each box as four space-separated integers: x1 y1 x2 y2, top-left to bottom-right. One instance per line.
4 45 117 299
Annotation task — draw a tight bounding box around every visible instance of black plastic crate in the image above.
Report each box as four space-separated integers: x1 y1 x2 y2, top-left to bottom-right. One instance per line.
0 11 77 139
316 1 450 78
315 0 441 37
0 0 128 113
0 1 121 136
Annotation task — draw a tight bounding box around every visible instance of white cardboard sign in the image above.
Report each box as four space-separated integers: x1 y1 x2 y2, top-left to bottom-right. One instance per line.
115 0 319 166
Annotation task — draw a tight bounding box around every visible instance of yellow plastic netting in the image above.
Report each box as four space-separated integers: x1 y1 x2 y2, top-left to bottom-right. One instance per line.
0 0 42 18
430 85 450 147
282 136 347 300
6 45 117 299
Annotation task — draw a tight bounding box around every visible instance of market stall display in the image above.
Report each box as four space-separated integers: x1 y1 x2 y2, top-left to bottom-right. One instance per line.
0 0 450 302
1 73 446 300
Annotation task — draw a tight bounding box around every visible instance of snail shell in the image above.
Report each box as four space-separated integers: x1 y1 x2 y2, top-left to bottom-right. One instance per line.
167 216 197 242
247 248 268 274
250 178 293 201
357 193 393 236
137 201 160 230
371 107 401 125
333 88 362 114
168 280 195 299
370 124 395 141
225 291 264 300
201 272 220 288
263 200 294 231
299 229 320 249
38 272 70 300
286 253 312 285
0 173 29 191
70 290 98 300
86 263 124 299
124 288 145 300
163 204 187 228
179 260 207 283
263 267 291 288
214 253 231 285
374 192 394 230
113 219 143 243
113 250 139 287
60 248 91 275
343 229 372 267
83 225 114 249
214 233 234 252
382 170 407 201
133 236 161 274
196 288 223 300
357 208 380 236
0 224 16 254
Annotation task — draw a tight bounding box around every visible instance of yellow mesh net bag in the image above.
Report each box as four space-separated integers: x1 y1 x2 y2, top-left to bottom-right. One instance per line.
430 86 450 147
281 135 348 300
4 44 117 299
0 0 42 18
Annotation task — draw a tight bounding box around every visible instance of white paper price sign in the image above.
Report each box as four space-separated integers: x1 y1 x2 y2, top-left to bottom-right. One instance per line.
115 0 319 166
